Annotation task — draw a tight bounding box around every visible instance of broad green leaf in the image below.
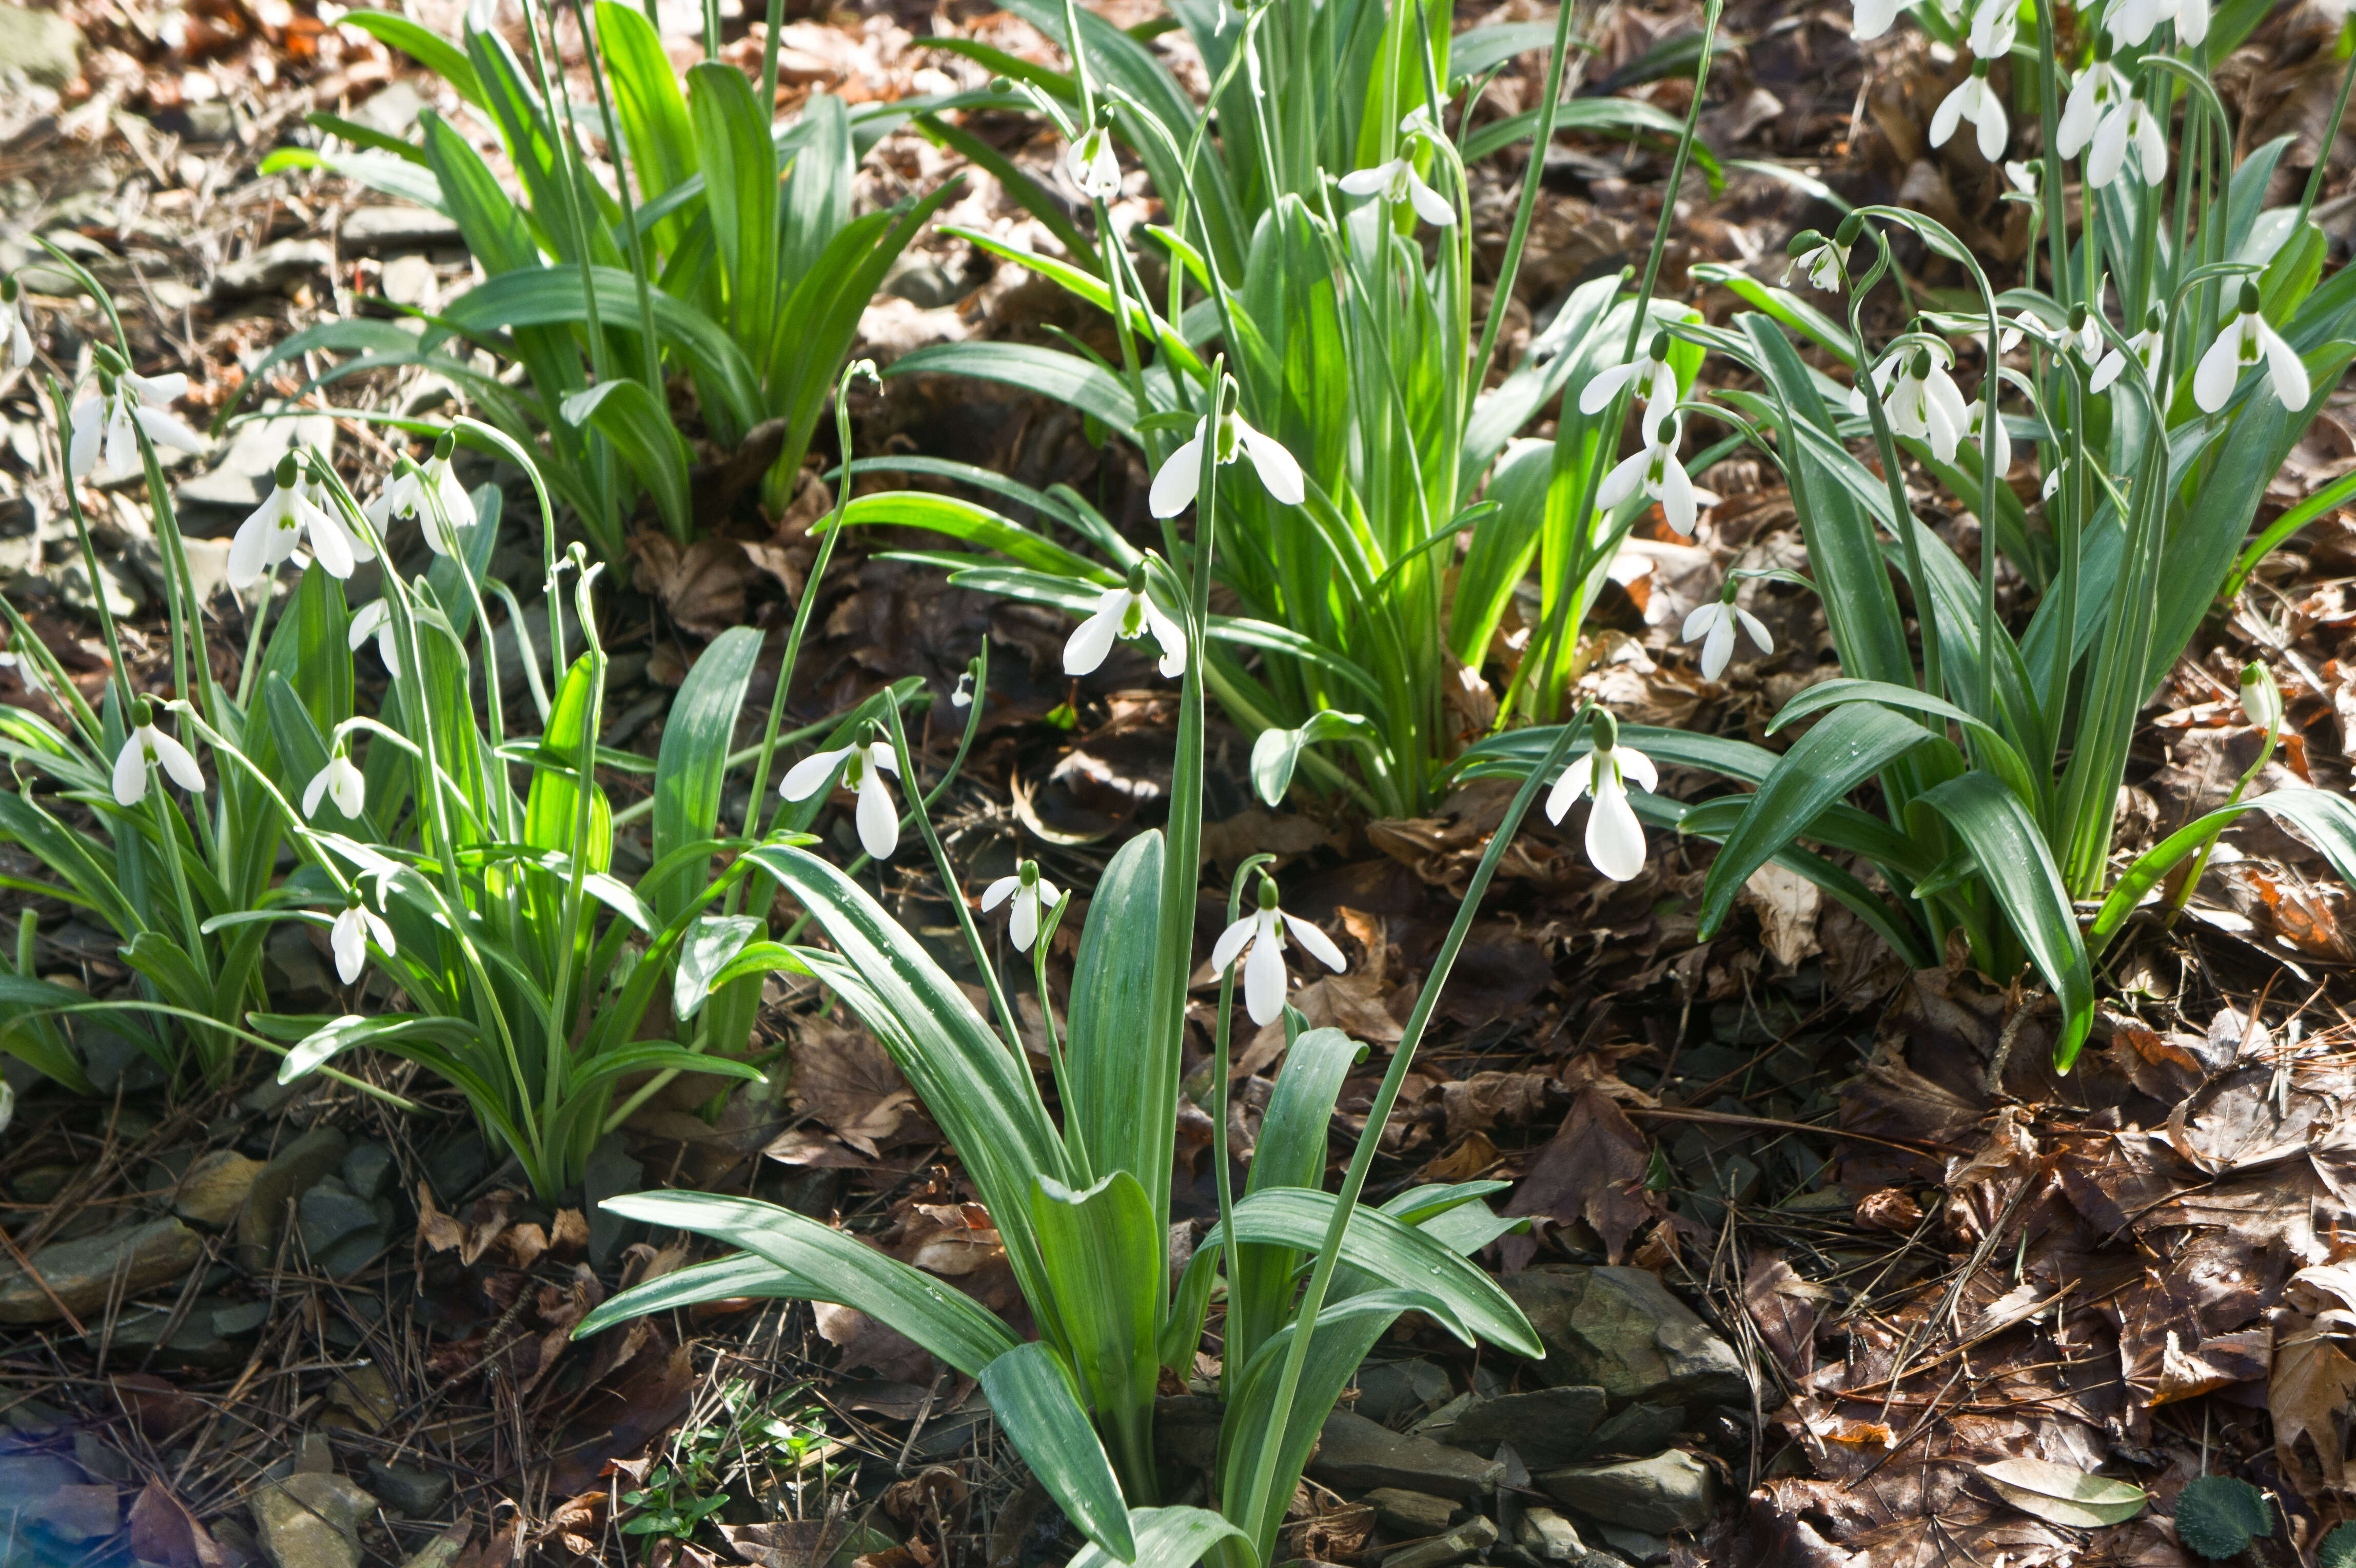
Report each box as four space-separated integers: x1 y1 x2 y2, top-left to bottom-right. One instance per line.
2091 787 2356 956
1064 1509 1254 1568
562 380 695 541
1030 1170 1160 1489
1977 1458 2147 1529
675 914 761 1020
576 1251 817 1322
1771 678 2040 814
979 1342 1137 1562
0 972 100 1091
588 1191 1022 1375
883 343 1149 437
1250 711 1372 806
281 1012 486 1083
1063 832 1171 1232
343 12 484 107
834 492 1107 580
594 1 697 236
647 626 759 928
2172 1476 2271 1559
1230 1027 1365 1376
688 61 779 350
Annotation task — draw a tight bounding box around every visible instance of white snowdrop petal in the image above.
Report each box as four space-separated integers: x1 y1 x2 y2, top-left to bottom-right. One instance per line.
1211 916 1256 975
112 734 149 806
1064 605 1125 676
1281 911 1347 972
855 771 899 860
1585 775 1647 881
981 875 1018 912
1241 426 1306 504
1545 754 1594 826
152 728 206 792
779 747 853 801
1244 931 1288 1026
2193 322 2244 411
1618 747 1659 794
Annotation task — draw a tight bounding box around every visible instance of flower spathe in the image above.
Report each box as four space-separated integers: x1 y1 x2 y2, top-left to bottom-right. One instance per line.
2240 662 2283 733
330 894 396 986
112 709 205 807
2195 287 2309 413
1066 567 1187 679
69 371 207 479
1069 125 1122 202
228 465 371 588
1545 719 1657 883
1596 413 1700 536
780 736 902 860
349 599 400 675
1682 599 1773 682
303 749 366 821
1930 64 2008 163
980 861 1060 952
1579 334 1681 442
1211 883 1347 1027
1148 409 1306 518
2088 90 2166 189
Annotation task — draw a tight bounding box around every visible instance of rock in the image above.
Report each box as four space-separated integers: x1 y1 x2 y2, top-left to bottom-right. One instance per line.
397 1526 468 1568
182 102 236 141
341 206 463 252
176 1149 265 1226
33 1483 119 1541
1586 1403 1681 1458
1354 1359 1455 1426
250 1472 375 1568
299 1178 389 1272
85 1301 238 1366
341 1145 395 1205
1445 1387 1609 1467
53 556 142 618
239 1127 349 1270
354 80 425 135
1363 1489 1459 1538
1381 1516 1496 1568
1501 1267 1749 1414
0 4 80 88
1154 1396 1222 1474
1595 1524 1668 1564
364 1460 451 1516
1308 1410 1504 1500
329 1366 395 1432
1536 1451 1715 1536
379 254 438 311
581 1133 640 1267
212 239 333 301
0 1218 202 1323
2 1398 67 1434
175 415 334 526
882 257 964 309
73 1430 133 1482
1518 1508 1621 1567
293 1433 336 1475
0 1452 81 1500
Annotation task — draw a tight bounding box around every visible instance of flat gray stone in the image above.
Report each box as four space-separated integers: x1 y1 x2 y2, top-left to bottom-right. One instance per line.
1596 1524 1669 1564
1362 1487 1458 1538
212 239 332 301
0 4 80 88
250 1472 375 1568
239 1127 349 1270
1381 1515 1495 1568
1586 1402 1681 1458
341 1142 396 1202
1535 1450 1715 1536
0 1217 201 1324
1357 1359 1455 1425
341 207 463 251
364 1460 450 1516
1501 1266 1749 1413
1518 1508 1621 1567
176 1149 265 1226
1308 1409 1503 1500
1445 1387 1609 1467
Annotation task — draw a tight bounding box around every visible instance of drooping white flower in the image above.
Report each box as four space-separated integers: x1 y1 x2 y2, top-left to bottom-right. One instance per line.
979 860 1061 952
1998 308 2057 354
1853 341 1970 463
2057 47 2126 160
349 598 400 675
329 891 396 985
1065 563 1187 678
1148 408 1306 517
1965 395 2011 477
1069 125 1122 202
1580 331 1681 443
1209 878 1347 1027
779 730 902 860
365 440 472 554
1783 234 1843 292
2003 159 2039 195
2042 454 2070 500
1682 598 1773 681
2239 662 2282 733
1544 714 1657 883
2088 88 2166 188
1596 413 1700 536
1967 0 2017 57
2090 306 2165 393
1851 0 1913 40
0 277 33 369
951 669 976 709
228 457 372 588
2107 0 2207 46
111 702 206 807
303 747 366 821
69 371 208 479
1930 62 2008 162
1337 138 1456 229
2195 283 2310 413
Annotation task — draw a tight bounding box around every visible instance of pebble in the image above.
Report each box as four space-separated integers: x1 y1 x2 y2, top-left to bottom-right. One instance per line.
1536 1449 1716 1536
364 1461 451 1516
1308 1410 1505 1500
175 1149 265 1227
249 1472 376 1568
1500 1266 1750 1415
1380 1515 1495 1568
0 1218 201 1324
1362 1487 1459 1538
239 1127 349 1271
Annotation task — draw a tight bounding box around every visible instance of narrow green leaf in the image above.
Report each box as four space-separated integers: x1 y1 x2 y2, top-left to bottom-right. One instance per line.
979 1342 1137 1562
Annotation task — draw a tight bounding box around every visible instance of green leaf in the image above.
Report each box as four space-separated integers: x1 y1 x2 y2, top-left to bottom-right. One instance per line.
342 12 485 108
1462 96 1716 172
1771 678 2041 814
2092 786 2356 956
883 343 1148 438
281 1012 486 1083
578 1251 818 1323
2318 1522 2356 1568
834 492 1108 580
1249 711 1372 806
978 1342 1137 1562
2172 1476 2271 1560
0 972 99 1091
1230 1027 1365 1376
1029 1170 1160 1487
587 1191 1023 1376
688 61 779 350
562 380 695 541
1063 1508 1254 1568
1063 832 1172 1234
647 626 758 928
675 914 761 1020
1914 773 2093 1069
594 2 697 226
1977 1458 2147 1529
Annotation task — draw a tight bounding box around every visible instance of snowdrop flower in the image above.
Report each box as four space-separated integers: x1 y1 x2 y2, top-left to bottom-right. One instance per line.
2090 305 2166 392
1997 309 2057 354
1210 876 1347 1027
1597 412 1700 536
69 370 208 479
1068 124 1122 202
0 274 32 368
779 726 901 861
1931 60 2008 162
1148 407 1305 518
329 889 396 985
1851 0 1913 40
1338 114 1456 229
2196 281 2310 413
1682 594 1772 681
2088 87 2166 188
2108 0 2206 47
2004 159 2039 195
349 598 400 675
1965 396 2011 476
365 434 472 553
303 744 366 821
1066 561 1187 678
951 668 976 709
2057 40 2126 160
2042 454 2070 500
980 860 1060 952
1783 230 1843 292
2239 662 2282 734
1853 341 1969 462
1545 710 1657 883
228 454 372 588
1581 331 1682 442
112 700 205 807
1967 0 2017 57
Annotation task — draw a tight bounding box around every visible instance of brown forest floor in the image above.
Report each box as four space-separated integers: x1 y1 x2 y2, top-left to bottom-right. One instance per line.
3 1 2356 1566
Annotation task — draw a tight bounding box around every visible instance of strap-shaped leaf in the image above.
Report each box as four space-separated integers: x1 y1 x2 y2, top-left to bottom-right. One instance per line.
883 343 1148 437
562 381 694 543
647 628 759 929
1772 679 2041 814
2092 787 2356 955
590 1191 1022 1375
979 1342 1137 1562
835 492 1107 580
1063 1508 1255 1568
1229 1028 1366 1376
1064 831 1171 1231
1029 1170 1160 1476
575 1251 816 1331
